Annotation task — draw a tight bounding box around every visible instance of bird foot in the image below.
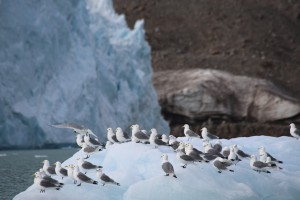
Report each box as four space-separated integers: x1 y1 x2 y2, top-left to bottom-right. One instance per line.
77 183 81 186
165 174 169 176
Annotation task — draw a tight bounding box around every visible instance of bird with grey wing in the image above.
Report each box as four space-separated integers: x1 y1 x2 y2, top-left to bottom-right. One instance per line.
54 161 68 179
131 124 149 143
258 146 283 164
201 127 219 141
81 143 103 159
149 128 169 148
250 155 275 173
182 124 201 140
185 143 205 162
176 150 195 168
96 168 120 186
232 144 251 159
212 157 234 173
42 160 56 176
72 165 98 186
49 123 98 138
107 128 120 144
161 154 177 178
33 172 63 193
290 123 300 139
77 157 103 174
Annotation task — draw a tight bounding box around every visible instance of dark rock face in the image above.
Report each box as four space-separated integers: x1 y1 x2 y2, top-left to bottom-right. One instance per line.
154 69 300 123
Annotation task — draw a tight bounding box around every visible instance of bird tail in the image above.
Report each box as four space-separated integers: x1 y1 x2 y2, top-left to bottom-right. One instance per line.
97 166 103 169
92 181 98 185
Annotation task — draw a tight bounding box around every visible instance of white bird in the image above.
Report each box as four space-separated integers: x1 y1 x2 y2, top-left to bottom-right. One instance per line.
182 124 200 140
66 165 77 184
131 124 149 143
115 127 131 143
72 165 98 186
76 134 85 147
49 123 97 137
149 128 169 148
227 146 241 165
33 172 62 193
175 142 186 153
161 154 177 178
212 157 234 173
168 135 177 145
162 134 169 144
250 155 275 173
107 128 120 144
81 143 103 159
176 150 195 168
42 160 56 176
84 133 102 147
232 144 251 159
258 146 283 164
54 161 68 179
201 127 219 140
77 157 102 174
290 123 300 139
185 143 204 162
96 168 120 186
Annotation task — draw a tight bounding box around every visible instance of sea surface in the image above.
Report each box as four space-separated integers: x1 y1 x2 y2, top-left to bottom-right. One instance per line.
0 148 78 200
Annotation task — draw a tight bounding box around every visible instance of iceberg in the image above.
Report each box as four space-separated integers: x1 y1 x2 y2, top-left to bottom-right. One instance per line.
0 0 168 149
14 136 300 200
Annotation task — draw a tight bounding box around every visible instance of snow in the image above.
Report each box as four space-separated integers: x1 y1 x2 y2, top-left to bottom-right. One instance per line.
0 0 168 148
14 136 300 200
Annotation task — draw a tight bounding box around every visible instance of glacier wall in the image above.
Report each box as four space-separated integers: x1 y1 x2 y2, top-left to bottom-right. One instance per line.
0 0 169 149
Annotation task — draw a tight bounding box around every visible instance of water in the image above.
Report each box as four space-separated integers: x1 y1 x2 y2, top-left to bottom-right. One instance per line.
0 148 78 200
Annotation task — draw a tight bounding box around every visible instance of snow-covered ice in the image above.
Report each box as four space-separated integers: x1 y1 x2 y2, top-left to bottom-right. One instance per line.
13 136 300 200
0 0 168 148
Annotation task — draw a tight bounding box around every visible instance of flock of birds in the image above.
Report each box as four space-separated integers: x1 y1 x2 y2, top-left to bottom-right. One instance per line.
32 122 300 193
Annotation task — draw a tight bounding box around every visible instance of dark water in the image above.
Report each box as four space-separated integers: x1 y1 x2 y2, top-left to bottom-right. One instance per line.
0 148 78 200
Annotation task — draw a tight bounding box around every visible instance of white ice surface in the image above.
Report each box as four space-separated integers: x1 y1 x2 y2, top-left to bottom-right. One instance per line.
14 136 300 200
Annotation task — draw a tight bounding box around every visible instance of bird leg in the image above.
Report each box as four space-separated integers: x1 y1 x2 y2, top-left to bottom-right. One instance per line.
218 171 221 173
165 174 169 176
77 183 81 186
102 183 105 186
85 172 87 174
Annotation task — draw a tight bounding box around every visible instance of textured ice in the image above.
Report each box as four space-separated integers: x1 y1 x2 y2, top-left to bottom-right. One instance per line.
0 0 168 148
14 136 300 200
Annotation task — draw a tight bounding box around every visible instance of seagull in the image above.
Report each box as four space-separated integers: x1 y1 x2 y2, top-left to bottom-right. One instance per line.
289 123 300 139
176 150 195 168
49 123 97 137
72 165 98 186
182 124 200 140
115 127 131 143
227 146 241 165
175 142 186 153
169 135 180 150
84 133 102 147
77 157 103 174
201 127 219 140
185 144 204 162
185 143 203 155
33 172 62 193
232 144 251 159
66 165 77 184
203 143 224 158
54 161 68 179
82 143 103 159
107 128 120 144
76 134 85 147
250 155 275 173
212 157 234 173
161 154 177 178
162 134 169 144
131 124 149 143
258 146 283 164
149 128 169 148
42 160 56 176
96 168 120 186
35 171 64 186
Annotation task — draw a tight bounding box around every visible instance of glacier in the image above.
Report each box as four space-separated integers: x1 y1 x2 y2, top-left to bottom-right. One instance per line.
13 136 300 200
0 0 169 149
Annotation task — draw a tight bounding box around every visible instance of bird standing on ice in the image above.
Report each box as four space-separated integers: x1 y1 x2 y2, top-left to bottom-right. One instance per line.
290 123 300 139
201 127 219 141
96 168 120 186
161 154 177 178
182 124 200 140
